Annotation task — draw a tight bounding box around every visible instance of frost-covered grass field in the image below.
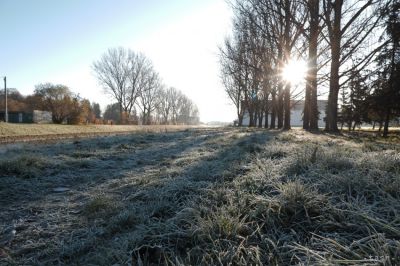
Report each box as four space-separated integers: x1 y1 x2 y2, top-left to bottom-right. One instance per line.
0 128 399 265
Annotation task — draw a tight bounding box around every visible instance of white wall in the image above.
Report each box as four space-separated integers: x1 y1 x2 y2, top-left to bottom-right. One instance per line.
242 104 326 128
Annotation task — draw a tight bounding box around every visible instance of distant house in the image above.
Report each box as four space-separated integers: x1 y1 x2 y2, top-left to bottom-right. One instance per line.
0 110 52 124
242 100 327 127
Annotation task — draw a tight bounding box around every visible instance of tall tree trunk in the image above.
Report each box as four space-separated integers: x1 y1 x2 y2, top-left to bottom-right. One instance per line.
119 103 124 125
258 110 264 128
303 83 311 130
235 97 244 127
283 0 291 130
277 87 284 128
237 108 243 126
238 114 244 127
283 84 291 130
270 92 276 128
309 0 320 131
264 101 269 129
255 101 260 127
303 1 312 130
325 0 343 132
277 46 284 129
383 107 390 137
326 53 340 132
383 14 398 137
249 110 255 127
142 109 147 125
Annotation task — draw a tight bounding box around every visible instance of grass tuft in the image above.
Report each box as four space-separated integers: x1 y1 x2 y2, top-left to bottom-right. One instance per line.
83 195 118 218
0 154 48 178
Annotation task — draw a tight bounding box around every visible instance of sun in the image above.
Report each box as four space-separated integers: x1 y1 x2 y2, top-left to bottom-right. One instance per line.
282 60 307 85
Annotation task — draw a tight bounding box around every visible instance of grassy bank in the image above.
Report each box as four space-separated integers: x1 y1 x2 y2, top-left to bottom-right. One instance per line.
0 128 399 265
0 123 197 138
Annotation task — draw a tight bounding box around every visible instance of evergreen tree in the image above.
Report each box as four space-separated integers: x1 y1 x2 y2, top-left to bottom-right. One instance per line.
373 0 400 137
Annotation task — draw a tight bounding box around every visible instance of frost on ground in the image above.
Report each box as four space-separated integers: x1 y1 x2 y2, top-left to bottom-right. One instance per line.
0 128 399 265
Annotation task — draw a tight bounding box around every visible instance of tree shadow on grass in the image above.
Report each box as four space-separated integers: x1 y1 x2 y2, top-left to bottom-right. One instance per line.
0 129 225 209
0 128 282 265
86 129 280 264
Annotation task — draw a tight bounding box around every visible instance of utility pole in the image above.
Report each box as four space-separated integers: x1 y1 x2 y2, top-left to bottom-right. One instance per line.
4 77 7 122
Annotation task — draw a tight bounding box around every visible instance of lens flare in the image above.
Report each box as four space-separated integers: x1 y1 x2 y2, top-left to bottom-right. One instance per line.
282 60 307 85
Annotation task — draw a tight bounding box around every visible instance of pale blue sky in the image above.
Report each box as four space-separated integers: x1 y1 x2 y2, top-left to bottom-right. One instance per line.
0 0 235 122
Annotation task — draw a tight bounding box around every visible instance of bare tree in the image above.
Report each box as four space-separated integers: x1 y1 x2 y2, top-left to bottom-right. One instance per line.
227 0 306 129
221 0 392 133
160 87 178 124
137 69 162 125
303 0 321 131
92 47 130 123
170 89 184 125
322 0 382 132
220 36 247 126
153 86 200 125
126 52 151 119
93 47 154 124
176 94 199 125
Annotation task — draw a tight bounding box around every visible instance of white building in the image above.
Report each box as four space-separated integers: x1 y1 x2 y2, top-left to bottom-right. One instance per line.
242 100 327 127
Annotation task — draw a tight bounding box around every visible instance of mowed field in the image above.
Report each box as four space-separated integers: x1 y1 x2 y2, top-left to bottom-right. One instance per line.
0 127 399 265
0 123 199 143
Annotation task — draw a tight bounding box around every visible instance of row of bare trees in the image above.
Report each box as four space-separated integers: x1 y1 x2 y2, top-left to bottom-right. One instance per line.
154 87 200 125
93 47 200 125
103 87 199 125
221 0 399 136
221 0 319 130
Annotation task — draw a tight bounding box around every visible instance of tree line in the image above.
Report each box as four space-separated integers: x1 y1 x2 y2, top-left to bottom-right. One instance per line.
1 47 200 126
92 47 200 125
0 84 101 124
220 0 399 137
102 87 200 125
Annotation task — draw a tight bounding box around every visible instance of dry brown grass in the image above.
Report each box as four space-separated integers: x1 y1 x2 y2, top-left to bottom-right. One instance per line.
0 123 201 139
